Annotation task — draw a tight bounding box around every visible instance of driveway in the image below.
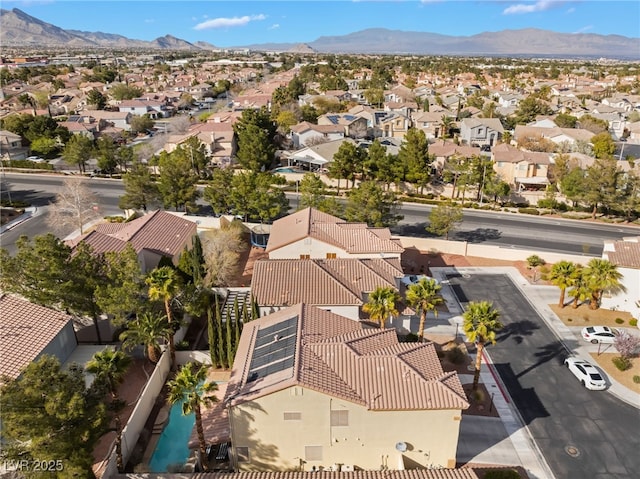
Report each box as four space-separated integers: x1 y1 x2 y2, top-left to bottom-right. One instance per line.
446 273 640 479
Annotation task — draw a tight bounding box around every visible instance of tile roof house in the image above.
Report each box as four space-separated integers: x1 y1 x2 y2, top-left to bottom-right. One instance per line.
67 210 197 272
220 304 469 471
513 125 595 148
0 294 77 381
251 257 407 326
288 138 356 171
459 118 504 147
265 207 404 260
317 113 369 140
491 143 551 189
600 236 640 321
290 121 345 149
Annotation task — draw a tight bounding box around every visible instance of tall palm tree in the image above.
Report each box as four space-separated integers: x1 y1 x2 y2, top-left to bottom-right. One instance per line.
119 312 172 363
167 362 218 472
568 267 590 309
363 286 400 329
406 278 444 341
548 260 578 308
584 258 623 310
462 301 503 391
86 348 131 473
146 266 181 367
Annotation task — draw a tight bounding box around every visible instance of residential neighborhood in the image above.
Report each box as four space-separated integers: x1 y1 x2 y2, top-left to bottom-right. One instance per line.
1 31 640 479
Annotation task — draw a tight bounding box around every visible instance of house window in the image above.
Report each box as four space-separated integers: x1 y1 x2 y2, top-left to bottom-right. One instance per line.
330 410 349 426
305 445 323 461
326 253 337 259
300 254 310 259
283 412 302 421
235 446 250 462
497 162 504 167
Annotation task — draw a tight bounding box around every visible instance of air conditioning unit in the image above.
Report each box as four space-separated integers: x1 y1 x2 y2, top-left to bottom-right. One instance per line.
342 465 355 472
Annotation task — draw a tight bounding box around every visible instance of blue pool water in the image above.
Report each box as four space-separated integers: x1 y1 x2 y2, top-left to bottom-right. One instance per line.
273 167 298 173
148 401 195 472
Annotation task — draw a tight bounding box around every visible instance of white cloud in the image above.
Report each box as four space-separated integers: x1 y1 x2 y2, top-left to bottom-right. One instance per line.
194 14 266 31
503 1 563 15
268 24 280 30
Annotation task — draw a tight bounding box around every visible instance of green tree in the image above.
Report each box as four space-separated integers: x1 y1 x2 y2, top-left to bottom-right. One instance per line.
298 172 343 215
398 128 432 193
591 132 616 159
584 258 623 310
119 159 161 212
146 266 182 368
62 134 94 173
462 301 503 391
203 167 235 215
115 145 135 172
554 113 578 128
87 89 106 109
363 286 401 329
28 136 58 157
427 203 463 240
235 122 275 172
344 180 401 227
130 114 154 135
513 96 553 124
110 83 143 101
178 136 209 179
167 362 219 472
406 278 444 341
95 244 146 324
568 267 591 309
228 172 289 222
548 260 578 308
95 136 118 174
157 150 201 211
120 312 173 363
583 157 621 219
86 348 131 473
0 356 107 476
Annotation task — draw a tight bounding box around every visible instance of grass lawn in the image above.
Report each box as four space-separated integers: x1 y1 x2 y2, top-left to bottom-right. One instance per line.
550 303 640 394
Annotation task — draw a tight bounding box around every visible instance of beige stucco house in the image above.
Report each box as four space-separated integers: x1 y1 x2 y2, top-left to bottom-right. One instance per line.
223 304 469 471
600 236 640 321
491 143 551 189
265 207 404 260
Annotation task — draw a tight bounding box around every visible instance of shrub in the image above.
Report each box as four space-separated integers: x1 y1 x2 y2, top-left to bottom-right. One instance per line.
471 388 485 403
612 356 632 371
633 375 640 384
615 318 624 324
630 319 638 327
402 332 420 343
527 254 545 267
446 346 467 365
614 330 640 359
518 207 540 215
484 470 521 479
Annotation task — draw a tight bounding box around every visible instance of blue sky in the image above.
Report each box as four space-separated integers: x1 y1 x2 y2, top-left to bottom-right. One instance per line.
5 1 640 47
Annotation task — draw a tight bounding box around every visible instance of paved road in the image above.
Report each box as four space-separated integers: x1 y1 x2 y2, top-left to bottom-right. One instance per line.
3 172 640 257
447 273 640 479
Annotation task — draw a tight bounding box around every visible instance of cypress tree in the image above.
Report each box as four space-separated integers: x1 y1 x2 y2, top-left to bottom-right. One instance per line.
215 296 224 368
207 305 216 367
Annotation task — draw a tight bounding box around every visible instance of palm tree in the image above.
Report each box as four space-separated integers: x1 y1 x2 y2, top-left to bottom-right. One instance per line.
167 362 218 472
146 266 181 367
462 301 503 391
548 260 578 308
119 312 172 363
568 267 591 309
363 286 401 329
584 258 623 310
86 348 131 473
406 278 444 341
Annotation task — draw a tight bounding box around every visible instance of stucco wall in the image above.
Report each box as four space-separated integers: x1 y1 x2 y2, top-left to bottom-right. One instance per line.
230 386 461 471
600 266 640 320
268 238 401 260
259 305 359 321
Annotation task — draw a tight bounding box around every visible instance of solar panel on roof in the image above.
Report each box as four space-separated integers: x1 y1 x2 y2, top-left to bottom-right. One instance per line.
247 316 298 383
344 115 356 121
327 115 339 125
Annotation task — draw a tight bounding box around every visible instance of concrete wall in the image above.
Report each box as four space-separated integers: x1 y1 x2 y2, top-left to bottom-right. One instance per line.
230 386 461 471
38 320 77 366
398 236 590 265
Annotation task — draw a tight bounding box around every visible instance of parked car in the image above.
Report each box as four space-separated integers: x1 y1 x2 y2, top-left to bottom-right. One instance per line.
400 274 439 287
26 155 45 163
581 326 618 344
564 357 607 390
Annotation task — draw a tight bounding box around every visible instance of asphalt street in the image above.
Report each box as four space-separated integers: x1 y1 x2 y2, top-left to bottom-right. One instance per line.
446 273 640 479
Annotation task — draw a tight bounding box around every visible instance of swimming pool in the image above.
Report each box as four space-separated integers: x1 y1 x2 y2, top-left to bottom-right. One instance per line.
273 167 299 173
148 400 195 472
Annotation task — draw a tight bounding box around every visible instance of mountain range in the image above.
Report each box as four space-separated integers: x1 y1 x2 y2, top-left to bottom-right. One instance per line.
1 8 638 59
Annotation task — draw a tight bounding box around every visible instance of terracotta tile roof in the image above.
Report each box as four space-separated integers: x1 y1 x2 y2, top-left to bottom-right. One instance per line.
188 382 230 448
492 144 551 164
251 258 402 307
605 237 640 269
193 470 479 479
226 304 469 413
67 230 129 255
266 208 404 255
90 210 197 257
0 294 74 380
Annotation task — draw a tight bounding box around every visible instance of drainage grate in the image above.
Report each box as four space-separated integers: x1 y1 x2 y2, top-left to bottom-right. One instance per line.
565 445 581 457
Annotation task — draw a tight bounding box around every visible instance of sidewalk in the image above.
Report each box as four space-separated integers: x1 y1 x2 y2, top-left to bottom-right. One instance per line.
0 206 38 235
429 265 639 479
